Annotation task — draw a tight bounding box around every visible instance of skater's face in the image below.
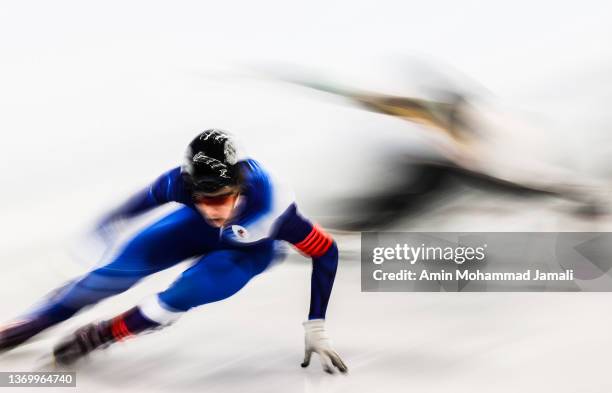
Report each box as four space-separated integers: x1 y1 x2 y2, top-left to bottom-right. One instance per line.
192 187 239 227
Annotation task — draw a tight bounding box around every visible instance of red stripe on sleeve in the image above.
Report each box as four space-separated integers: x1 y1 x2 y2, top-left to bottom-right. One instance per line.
301 232 322 254
298 229 318 250
294 225 333 257
305 232 325 254
311 236 332 257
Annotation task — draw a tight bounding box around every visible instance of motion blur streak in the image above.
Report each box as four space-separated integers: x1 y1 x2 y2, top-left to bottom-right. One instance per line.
272 64 611 229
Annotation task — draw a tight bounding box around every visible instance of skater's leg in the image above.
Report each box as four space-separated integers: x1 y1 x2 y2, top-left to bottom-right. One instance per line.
160 246 274 309
1 207 217 351
53 242 277 364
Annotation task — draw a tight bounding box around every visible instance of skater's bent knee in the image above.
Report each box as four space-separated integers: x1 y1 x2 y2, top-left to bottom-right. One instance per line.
138 296 183 325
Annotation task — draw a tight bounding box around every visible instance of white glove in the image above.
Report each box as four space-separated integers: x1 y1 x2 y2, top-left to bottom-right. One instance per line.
301 319 348 374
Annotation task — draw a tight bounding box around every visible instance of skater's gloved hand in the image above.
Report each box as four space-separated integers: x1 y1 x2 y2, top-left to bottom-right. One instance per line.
301 319 348 374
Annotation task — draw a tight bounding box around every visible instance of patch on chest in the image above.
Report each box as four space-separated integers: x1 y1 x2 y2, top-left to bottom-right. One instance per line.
231 225 249 240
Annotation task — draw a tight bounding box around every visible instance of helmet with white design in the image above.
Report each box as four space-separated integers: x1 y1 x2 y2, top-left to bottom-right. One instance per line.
181 129 240 193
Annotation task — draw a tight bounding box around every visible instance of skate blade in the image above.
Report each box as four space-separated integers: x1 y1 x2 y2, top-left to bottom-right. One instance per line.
33 353 63 371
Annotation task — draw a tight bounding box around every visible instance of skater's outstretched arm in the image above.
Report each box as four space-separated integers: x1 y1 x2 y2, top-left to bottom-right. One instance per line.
97 167 192 230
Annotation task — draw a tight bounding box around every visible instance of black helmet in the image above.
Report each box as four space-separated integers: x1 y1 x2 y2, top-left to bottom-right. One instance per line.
181 129 240 193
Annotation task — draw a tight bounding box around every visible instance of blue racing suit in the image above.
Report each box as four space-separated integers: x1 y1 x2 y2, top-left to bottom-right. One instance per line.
35 159 338 328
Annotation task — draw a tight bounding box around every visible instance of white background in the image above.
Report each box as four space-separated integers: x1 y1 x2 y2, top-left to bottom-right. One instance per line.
1 1 612 392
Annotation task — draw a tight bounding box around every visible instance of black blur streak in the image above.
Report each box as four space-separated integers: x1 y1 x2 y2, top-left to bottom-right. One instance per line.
336 163 451 231
334 161 556 231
